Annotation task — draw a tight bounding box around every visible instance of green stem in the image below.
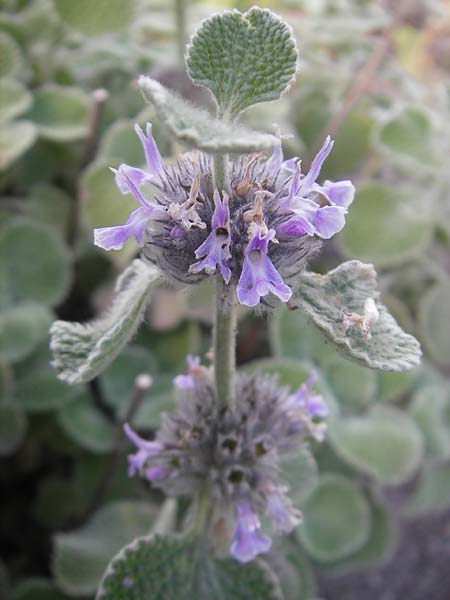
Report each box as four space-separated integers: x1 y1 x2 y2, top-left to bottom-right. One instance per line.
174 0 187 67
214 278 237 411
212 153 228 195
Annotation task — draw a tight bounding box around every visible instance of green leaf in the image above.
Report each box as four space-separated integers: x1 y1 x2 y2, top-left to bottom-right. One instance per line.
186 7 298 116
377 370 414 402
299 474 371 562
294 261 422 371
25 184 71 237
101 346 158 413
54 0 136 36
329 406 423 485
340 184 433 268
410 382 450 459
0 77 32 123
50 260 160 384
57 392 115 453
15 367 79 412
12 578 70 600
281 446 318 509
134 374 175 429
99 119 146 165
0 220 71 307
53 501 158 596
403 461 450 516
377 106 439 168
329 499 397 572
271 304 335 366
25 85 90 141
418 281 450 368
0 402 26 456
325 358 377 415
0 120 36 170
269 538 316 600
0 31 24 78
139 77 279 153
0 302 52 363
97 534 283 600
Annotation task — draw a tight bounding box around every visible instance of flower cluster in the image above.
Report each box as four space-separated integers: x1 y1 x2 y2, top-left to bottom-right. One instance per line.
94 124 354 308
124 358 328 563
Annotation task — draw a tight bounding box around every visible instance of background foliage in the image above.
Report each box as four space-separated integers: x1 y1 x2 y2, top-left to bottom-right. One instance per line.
1 0 450 598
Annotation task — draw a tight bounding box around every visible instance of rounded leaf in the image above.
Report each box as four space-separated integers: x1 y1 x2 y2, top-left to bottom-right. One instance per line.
0 31 24 78
0 220 71 307
0 77 32 123
54 0 136 36
0 302 52 363
418 282 450 368
300 474 371 562
0 121 37 170
53 501 158 596
97 534 283 600
340 184 433 267
187 7 298 116
329 406 424 485
0 402 26 456
403 462 450 516
25 85 90 141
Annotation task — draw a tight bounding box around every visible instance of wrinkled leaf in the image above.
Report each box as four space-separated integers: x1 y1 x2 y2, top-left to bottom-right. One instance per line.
186 7 297 116
97 534 283 599
50 260 159 384
139 77 278 153
294 260 422 371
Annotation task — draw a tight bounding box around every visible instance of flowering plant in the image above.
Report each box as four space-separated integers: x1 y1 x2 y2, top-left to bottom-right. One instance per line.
48 6 421 599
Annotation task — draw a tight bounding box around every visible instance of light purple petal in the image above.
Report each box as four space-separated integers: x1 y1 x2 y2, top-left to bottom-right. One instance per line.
266 143 283 179
237 228 292 307
306 394 329 418
146 465 170 481
320 179 355 209
300 135 334 192
230 500 272 563
173 373 195 390
94 206 152 250
123 423 163 476
134 123 164 177
266 492 300 534
313 205 346 239
112 165 151 194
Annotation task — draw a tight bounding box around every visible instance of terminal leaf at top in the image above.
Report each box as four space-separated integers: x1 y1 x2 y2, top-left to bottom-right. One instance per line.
186 7 298 117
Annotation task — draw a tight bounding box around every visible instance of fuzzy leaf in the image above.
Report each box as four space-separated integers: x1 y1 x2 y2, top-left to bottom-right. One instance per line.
329 406 423 485
97 534 283 600
53 501 158 596
0 78 32 123
186 7 298 116
0 31 24 78
25 85 90 142
0 302 52 363
54 0 136 36
294 261 421 371
50 260 159 384
299 474 371 563
418 281 450 368
139 77 278 153
403 462 450 516
0 120 36 170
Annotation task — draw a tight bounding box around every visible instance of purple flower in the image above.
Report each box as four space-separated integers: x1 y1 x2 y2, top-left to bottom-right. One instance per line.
94 123 167 251
123 423 163 476
230 500 272 563
287 371 328 418
145 465 170 481
277 136 355 240
173 355 201 390
237 226 292 307
266 490 301 534
190 190 232 283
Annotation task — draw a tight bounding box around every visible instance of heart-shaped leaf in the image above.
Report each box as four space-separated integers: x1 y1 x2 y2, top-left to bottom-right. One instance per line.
186 7 298 116
50 260 160 384
97 534 283 599
139 77 279 153
294 261 422 371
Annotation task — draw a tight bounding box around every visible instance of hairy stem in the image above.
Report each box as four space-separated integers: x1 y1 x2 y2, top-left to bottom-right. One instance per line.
214 278 237 411
212 153 229 195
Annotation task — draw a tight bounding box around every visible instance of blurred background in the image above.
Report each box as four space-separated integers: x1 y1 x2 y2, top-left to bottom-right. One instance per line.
1 0 450 598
